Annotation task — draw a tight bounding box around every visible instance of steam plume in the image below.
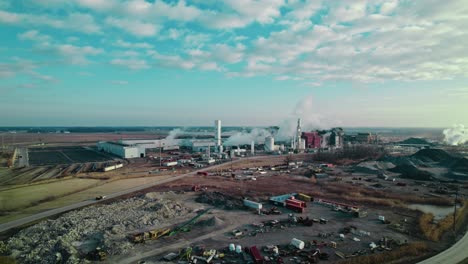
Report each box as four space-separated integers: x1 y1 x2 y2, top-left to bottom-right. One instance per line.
443 124 468 146
224 128 272 146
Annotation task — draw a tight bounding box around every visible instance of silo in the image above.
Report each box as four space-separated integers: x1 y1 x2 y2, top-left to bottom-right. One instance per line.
264 136 275 152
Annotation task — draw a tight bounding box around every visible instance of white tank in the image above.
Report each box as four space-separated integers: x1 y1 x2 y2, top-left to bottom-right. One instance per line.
235 245 242 253
229 244 235 252
265 136 275 152
300 139 306 150
291 238 305 249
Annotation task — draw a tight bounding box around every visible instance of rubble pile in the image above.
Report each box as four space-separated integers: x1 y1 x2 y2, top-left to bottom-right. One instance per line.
195 192 243 210
4 192 189 264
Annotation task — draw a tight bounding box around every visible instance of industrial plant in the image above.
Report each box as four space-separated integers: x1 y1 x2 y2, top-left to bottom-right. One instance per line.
1 123 467 264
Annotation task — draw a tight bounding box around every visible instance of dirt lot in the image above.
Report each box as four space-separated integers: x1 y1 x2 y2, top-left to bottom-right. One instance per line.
0 132 164 147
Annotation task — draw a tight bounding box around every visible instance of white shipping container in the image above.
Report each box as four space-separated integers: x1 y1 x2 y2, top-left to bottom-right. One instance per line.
290 238 305 249
163 161 178 167
243 199 263 210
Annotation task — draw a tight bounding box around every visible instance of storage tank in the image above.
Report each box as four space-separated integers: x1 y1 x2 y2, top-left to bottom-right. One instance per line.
235 245 242 253
291 238 305 249
229 244 235 252
264 136 275 152
300 139 306 150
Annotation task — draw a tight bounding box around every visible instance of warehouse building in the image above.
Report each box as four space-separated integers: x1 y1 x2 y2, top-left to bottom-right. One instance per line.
97 141 145 159
191 140 216 152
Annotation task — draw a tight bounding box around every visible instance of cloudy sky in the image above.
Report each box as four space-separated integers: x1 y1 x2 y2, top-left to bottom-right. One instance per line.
0 0 467 127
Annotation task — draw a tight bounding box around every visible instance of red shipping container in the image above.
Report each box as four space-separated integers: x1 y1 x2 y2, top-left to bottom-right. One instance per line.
286 199 306 208
286 203 305 213
249 246 264 264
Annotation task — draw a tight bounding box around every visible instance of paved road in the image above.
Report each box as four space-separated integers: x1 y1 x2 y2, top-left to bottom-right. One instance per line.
0 155 276 234
418 230 468 264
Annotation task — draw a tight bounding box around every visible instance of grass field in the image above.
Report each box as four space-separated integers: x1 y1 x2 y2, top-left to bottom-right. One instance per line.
0 178 101 212
0 174 173 224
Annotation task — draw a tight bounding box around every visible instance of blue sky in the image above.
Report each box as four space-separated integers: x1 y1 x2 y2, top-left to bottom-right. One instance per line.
0 0 467 127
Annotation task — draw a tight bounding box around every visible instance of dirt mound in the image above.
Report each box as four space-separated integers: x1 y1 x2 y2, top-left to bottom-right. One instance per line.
411 149 453 163
389 164 434 181
449 158 468 172
399 138 432 145
195 216 225 227
354 161 395 174
195 192 243 210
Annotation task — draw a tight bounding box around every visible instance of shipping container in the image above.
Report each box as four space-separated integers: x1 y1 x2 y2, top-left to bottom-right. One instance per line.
285 199 307 208
269 193 297 206
163 161 178 167
249 246 264 264
243 199 263 210
286 203 305 213
297 193 312 202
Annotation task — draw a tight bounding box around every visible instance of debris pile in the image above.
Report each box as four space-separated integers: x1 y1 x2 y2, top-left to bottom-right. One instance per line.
195 192 244 210
4 192 189 264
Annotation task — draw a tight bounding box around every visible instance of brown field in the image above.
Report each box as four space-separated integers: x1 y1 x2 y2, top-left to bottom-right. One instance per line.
1 132 165 146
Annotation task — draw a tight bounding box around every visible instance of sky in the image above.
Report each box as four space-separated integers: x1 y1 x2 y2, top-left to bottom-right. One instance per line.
0 0 467 128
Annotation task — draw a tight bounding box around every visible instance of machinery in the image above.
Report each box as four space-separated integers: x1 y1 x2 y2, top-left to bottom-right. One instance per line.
169 209 210 236
131 228 171 243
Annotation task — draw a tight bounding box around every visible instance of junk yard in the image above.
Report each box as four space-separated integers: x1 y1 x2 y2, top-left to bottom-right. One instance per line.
1 124 468 264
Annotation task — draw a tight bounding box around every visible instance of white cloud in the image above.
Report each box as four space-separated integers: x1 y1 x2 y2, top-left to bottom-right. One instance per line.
110 58 150 70
0 10 19 23
18 30 50 42
105 17 159 37
54 44 103 65
211 44 245 63
113 39 153 49
75 0 115 11
223 0 284 24
152 0 201 21
0 10 101 34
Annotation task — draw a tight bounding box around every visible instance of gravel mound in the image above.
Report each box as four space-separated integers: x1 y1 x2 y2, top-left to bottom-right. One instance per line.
4 193 189 264
195 192 243 210
389 164 434 181
195 216 225 227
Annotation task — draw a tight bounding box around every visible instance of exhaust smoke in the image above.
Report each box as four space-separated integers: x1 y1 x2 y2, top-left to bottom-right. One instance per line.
443 124 468 146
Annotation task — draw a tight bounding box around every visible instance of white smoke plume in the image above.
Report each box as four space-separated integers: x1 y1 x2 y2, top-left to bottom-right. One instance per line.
164 128 184 146
443 124 468 146
223 95 328 145
275 95 327 141
224 128 272 146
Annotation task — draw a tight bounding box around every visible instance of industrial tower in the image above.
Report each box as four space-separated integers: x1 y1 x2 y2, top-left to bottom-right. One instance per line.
215 120 223 153
296 118 303 151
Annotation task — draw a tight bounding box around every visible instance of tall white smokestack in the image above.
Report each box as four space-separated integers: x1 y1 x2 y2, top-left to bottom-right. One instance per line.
215 120 222 152
251 141 255 155
296 118 302 151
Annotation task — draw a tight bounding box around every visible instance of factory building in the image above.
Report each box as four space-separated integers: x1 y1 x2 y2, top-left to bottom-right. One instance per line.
119 139 183 150
301 132 321 149
97 141 145 159
191 140 216 152
330 128 344 148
